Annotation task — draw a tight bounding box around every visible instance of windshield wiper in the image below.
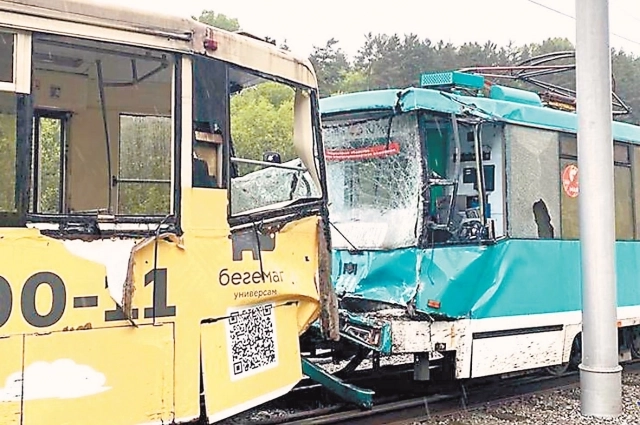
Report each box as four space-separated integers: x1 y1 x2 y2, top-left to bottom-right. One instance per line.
328 221 363 255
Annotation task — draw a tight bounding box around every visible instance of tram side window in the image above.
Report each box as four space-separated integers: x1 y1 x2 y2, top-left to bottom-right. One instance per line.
613 144 634 240
0 32 14 83
31 111 67 213
633 146 640 239
559 134 579 239
117 115 172 214
0 92 17 214
505 124 560 239
0 31 18 221
560 134 635 240
30 34 175 218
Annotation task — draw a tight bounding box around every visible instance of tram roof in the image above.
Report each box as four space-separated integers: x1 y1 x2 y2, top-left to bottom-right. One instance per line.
0 0 317 87
0 0 197 39
320 87 640 145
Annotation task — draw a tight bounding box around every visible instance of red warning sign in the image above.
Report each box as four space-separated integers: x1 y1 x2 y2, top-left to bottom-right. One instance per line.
562 164 579 198
325 141 401 161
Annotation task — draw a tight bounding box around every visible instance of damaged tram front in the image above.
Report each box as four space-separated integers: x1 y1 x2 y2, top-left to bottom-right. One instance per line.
0 1 336 425
312 70 640 402
318 83 501 383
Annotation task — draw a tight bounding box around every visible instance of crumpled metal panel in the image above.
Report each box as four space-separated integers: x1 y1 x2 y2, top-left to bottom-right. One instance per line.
334 248 422 306
333 239 640 320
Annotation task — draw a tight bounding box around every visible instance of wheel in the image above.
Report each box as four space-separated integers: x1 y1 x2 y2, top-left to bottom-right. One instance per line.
544 334 581 376
545 362 569 376
629 326 640 359
568 335 582 369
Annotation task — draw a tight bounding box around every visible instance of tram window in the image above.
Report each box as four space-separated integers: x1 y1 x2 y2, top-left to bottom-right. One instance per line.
228 67 321 216
559 133 577 157
560 157 579 239
117 115 172 215
614 163 633 240
323 112 422 249
0 92 17 213
327 113 419 211
31 112 67 213
614 143 630 164
505 125 560 239
614 143 633 240
559 136 634 240
0 32 14 83
633 147 640 240
30 34 175 218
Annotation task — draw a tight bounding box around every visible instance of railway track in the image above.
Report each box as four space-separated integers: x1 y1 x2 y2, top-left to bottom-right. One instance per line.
265 361 640 425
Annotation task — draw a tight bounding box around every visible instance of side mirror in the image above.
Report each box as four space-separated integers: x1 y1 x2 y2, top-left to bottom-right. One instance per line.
263 151 282 164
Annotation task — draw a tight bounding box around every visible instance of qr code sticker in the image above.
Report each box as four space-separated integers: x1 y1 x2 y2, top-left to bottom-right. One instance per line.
226 302 278 381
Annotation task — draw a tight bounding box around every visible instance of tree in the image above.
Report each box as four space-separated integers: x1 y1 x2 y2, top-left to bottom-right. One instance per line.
194 10 240 32
309 38 351 97
314 32 640 125
334 70 368 94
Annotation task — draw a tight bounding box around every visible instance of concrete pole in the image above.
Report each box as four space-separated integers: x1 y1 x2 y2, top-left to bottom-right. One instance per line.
575 0 622 417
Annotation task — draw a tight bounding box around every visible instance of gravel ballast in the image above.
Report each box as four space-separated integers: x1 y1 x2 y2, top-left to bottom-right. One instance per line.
416 372 640 425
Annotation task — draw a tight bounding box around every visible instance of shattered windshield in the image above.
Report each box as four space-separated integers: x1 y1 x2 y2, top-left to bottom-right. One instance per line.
230 158 321 214
322 112 422 250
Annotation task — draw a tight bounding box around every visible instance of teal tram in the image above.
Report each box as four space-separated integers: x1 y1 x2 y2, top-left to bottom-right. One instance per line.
301 67 640 407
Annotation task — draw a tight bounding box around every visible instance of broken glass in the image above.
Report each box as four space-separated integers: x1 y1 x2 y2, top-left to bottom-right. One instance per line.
505 124 560 239
323 112 422 250
230 158 320 215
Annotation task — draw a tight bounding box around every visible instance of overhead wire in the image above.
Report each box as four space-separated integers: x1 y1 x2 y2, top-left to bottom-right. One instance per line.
525 0 640 47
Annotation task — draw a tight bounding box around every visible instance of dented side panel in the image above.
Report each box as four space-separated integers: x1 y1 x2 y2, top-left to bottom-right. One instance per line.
334 239 640 321
0 206 325 424
62 238 139 308
0 229 134 335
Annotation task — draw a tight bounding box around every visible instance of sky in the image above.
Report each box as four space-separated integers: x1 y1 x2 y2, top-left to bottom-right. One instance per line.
100 0 640 59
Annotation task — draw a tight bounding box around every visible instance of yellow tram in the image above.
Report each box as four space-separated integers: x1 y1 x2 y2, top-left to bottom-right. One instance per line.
0 1 337 424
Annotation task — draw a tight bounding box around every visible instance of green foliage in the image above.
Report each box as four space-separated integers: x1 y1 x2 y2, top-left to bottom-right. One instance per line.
230 82 295 175
194 10 240 32
309 38 351 97
334 70 368 95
